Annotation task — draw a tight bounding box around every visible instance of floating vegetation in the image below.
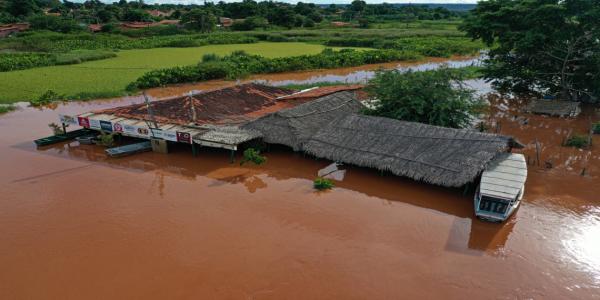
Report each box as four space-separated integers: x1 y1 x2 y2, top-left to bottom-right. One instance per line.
313 177 334 190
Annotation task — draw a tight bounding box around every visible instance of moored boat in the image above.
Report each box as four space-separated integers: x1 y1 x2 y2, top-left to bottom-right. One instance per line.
474 153 527 222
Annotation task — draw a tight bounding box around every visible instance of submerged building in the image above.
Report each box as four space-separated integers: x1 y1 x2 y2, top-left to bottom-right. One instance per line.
59 83 521 188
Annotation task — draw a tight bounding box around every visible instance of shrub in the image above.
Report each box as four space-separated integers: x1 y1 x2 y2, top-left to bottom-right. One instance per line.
314 177 334 190
31 90 64 106
48 123 66 135
364 68 482 129
565 135 589 148
0 104 16 114
97 131 115 147
27 15 82 33
240 148 267 166
129 49 422 89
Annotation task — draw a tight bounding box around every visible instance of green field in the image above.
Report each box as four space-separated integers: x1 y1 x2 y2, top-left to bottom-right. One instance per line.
0 42 364 104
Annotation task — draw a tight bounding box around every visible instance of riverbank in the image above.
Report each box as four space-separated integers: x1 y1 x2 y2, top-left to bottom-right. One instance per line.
0 89 598 299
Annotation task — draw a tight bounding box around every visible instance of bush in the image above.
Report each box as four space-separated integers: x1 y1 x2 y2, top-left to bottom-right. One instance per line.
240 148 267 166
314 177 334 190
364 68 482 129
27 15 82 33
129 49 422 89
0 104 16 114
31 90 64 106
565 135 589 148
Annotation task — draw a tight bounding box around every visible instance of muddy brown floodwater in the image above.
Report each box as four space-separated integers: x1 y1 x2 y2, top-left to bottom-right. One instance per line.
1 61 599 299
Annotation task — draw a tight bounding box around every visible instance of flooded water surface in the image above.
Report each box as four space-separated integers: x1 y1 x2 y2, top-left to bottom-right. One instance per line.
0 62 599 299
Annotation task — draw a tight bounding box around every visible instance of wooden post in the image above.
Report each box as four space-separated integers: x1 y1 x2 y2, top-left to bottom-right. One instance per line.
229 149 235 164
191 144 198 157
61 122 67 134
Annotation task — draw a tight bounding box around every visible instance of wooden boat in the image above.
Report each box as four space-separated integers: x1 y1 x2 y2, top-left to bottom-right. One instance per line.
34 129 94 147
474 153 527 222
105 141 152 158
75 135 98 145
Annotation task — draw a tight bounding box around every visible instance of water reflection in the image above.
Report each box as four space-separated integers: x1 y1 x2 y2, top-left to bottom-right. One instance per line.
563 207 600 283
25 140 519 254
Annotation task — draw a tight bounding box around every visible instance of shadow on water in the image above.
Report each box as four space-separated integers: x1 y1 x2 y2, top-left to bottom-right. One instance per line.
20 139 514 254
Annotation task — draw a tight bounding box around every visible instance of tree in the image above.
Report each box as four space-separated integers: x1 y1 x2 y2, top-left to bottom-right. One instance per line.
181 9 216 32
365 69 480 129
461 0 600 101
6 0 39 18
122 8 151 22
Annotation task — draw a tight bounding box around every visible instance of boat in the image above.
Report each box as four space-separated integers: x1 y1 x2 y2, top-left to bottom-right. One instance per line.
34 129 94 147
474 153 527 222
75 135 98 145
105 141 152 158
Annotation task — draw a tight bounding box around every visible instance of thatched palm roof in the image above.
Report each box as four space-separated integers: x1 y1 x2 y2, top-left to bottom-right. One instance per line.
303 114 518 187
243 91 364 151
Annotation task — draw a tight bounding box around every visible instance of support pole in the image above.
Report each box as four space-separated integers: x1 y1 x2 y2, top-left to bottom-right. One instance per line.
62 122 67 134
192 143 198 157
229 149 235 164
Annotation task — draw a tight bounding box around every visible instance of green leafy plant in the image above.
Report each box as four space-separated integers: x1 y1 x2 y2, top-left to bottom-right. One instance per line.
0 104 16 114
97 131 115 147
564 135 589 149
240 148 267 166
364 68 482 129
314 177 334 190
31 90 64 106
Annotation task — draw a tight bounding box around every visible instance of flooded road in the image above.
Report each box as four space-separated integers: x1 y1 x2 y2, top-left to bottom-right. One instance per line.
1 68 600 299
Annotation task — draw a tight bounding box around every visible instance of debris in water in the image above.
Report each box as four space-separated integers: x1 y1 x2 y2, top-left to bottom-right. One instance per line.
318 162 346 181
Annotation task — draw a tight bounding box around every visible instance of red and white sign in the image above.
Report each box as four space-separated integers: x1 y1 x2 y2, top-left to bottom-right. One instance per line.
78 116 90 128
177 131 192 144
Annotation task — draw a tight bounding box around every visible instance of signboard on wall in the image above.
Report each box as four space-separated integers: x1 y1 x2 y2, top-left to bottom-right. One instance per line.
113 122 123 133
148 128 162 139
99 120 113 132
89 119 101 130
59 115 79 126
177 131 192 144
78 116 90 128
162 130 177 142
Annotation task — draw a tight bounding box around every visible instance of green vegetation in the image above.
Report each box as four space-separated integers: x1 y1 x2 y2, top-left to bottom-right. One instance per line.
564 135 590 149
97 131 115 147
0 42 356 104
129 48 420 89
0 31 257 52
314 177 334 190
325 36 482 57
0 104 16 114
364 68 482 129
0 50 116 72
593 123 600 134
462 0 600 101
240 148 267 166
30 90 63 107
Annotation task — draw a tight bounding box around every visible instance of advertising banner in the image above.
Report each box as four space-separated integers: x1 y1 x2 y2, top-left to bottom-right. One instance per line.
112 122 124 133
99 120 113 132
59 115 79 126
78 116 90 128
176 131 192 144
89 119 101 130
162 130 178 142
149 128 163 139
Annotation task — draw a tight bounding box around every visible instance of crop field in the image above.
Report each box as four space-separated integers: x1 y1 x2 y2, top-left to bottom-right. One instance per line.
0 42 365 104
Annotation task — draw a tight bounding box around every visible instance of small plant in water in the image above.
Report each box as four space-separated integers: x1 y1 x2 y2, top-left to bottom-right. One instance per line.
97 131 115 147
240 148 267 166
564 134 589 149
314 177 334 190
48 122 66 135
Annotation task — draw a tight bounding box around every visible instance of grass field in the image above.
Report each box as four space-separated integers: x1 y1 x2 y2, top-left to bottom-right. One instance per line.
0 42 365 104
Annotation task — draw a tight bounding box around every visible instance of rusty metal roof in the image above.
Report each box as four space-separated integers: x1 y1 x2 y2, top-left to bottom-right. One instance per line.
98 83 297 126
278 85 365 101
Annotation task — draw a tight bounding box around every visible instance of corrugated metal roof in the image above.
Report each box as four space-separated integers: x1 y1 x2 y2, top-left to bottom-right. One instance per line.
480 153 527 200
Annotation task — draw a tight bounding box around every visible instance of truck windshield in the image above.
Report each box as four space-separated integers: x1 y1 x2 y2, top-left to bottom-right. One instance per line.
479 195 509 214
